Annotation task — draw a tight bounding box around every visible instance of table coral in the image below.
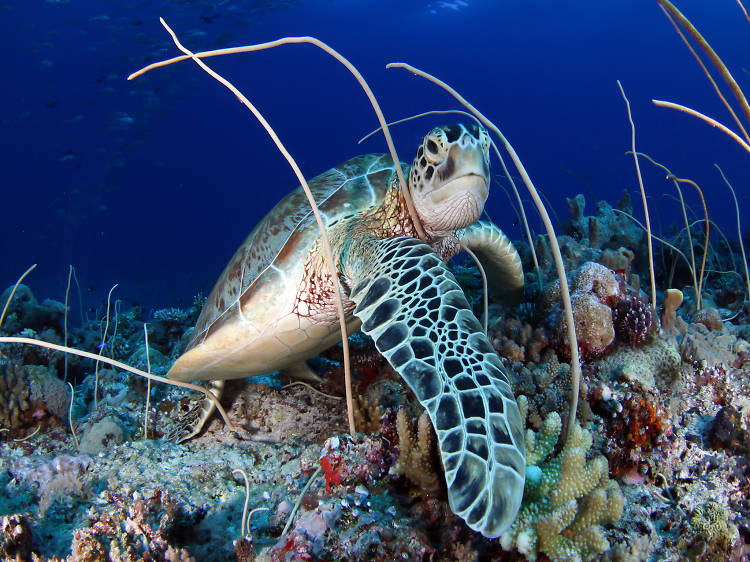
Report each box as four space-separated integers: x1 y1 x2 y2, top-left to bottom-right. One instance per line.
501 408 624 562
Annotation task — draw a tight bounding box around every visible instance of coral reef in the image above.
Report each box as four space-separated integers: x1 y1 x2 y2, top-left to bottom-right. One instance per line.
0 514 32 560
70 489 197 561
491 314 549 364
512 353 591 431
662 288 684 334
8 454 94 517
501 406 624 561
3 190 750 560
0 363 70 434
680 500 740 561
681 321 741 368
0 284 66 336
596 336 681 391
613 294 657 346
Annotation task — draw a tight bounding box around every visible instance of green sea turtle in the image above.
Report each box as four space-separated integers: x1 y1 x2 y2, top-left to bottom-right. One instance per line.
167 123 526 537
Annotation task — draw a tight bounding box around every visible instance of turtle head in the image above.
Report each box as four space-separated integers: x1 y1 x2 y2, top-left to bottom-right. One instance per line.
408 123 491 235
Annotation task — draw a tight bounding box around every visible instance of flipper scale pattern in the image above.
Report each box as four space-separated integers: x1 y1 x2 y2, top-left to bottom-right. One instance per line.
346 236 525 537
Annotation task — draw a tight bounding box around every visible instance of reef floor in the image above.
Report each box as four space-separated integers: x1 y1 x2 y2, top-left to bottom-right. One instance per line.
1 194 750 561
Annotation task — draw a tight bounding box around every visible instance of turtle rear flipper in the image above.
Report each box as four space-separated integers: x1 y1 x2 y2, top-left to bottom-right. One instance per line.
167 379 226 443
282 361 324 384
344 236 526 538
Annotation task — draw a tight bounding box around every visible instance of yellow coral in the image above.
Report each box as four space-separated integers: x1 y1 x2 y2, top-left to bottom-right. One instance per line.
525 409 561 467
689 500 739 552
501 413 624 562
393 408 440 492
548 423 608 508
352 394 382 434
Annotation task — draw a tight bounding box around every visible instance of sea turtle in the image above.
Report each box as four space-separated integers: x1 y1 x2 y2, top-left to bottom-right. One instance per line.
167 123 526 538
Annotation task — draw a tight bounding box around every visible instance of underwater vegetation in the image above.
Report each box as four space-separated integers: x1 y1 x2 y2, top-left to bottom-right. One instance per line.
2 1 750 560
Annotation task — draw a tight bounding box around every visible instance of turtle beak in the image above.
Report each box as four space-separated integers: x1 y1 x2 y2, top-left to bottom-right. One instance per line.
429 173 488 205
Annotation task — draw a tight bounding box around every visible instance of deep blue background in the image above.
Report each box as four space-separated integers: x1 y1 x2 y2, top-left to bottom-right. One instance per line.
1 0 747 315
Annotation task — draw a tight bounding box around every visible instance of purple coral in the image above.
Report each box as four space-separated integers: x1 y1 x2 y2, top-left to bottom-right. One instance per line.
614 295 656 346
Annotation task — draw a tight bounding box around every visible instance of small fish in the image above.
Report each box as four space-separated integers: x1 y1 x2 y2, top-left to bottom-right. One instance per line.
116 113 134 126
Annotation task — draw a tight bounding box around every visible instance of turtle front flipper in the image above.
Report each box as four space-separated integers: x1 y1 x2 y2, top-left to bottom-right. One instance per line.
455 221 524 306
343 236 526 538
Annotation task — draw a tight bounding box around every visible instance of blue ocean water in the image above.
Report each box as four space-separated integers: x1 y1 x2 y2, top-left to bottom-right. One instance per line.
1 0 747 313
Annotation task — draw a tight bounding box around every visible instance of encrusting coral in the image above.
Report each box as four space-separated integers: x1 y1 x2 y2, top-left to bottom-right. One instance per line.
539 262 622 360
596 336 681 391
0 363 70 433
679 499 740 560
501 397 624 561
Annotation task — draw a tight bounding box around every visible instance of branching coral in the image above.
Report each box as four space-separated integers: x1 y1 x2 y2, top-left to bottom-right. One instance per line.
501 406 624 562
393 408 440 492
491 316 549 364
513 353 591 432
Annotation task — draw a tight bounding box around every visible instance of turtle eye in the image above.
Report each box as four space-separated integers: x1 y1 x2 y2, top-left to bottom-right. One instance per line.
423 136 442 164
